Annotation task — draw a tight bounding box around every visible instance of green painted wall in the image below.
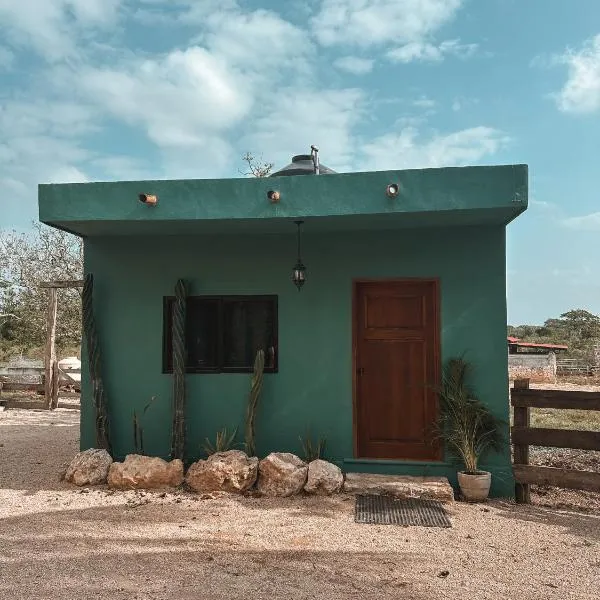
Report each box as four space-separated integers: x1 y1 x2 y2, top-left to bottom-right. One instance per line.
82 224 513 496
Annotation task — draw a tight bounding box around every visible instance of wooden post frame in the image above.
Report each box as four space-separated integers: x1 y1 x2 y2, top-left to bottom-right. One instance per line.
51 360 60 410
44 288 58 410
512 378 531 504
41 279 84 410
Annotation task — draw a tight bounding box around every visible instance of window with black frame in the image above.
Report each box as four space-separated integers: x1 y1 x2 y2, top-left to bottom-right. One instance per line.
163 295 277 373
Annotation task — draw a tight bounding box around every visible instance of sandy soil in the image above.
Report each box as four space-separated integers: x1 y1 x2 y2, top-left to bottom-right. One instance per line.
1 407 599 600
530 446 600 513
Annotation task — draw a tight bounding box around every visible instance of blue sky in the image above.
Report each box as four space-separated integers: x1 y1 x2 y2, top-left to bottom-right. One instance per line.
0 0 599 325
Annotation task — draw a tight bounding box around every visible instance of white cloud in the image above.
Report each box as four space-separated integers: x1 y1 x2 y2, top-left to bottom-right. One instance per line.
387 39 478 63
199 8 314 73
89 156 156 182
243 88 364 173
0 0 123 61
563 212 600 231
311 0 464 48
0 98 93 226
554 34 600 114
0 46 14 70
360 126 510 171
133 0 239 26
413 96 436 109
530 199 555 213
47 166 88 184
76 48 252 147
333 56 374 75
56 6 315 177
451 96 479 112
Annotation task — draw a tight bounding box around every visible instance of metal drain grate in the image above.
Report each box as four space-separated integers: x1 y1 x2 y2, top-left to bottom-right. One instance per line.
355 495 452 527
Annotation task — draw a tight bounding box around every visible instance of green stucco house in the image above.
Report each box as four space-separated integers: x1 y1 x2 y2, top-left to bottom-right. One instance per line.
38 153 527 497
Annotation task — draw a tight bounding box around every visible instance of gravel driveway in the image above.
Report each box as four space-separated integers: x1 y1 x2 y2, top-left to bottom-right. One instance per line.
1 407 598 600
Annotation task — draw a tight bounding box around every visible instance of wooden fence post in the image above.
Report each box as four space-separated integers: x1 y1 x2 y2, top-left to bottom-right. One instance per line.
513 378 531 504
51 361 60 410
44 287 58 410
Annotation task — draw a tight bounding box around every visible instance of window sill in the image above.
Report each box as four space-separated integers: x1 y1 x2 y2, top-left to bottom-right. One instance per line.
162 369 278 375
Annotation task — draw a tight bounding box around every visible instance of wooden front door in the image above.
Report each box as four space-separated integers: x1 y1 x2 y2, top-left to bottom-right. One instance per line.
354 280 440 460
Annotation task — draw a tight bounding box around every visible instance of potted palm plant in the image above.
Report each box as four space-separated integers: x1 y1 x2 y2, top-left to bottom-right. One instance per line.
436 357 505 502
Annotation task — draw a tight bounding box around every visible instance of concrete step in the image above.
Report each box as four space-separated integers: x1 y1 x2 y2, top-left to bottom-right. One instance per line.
343 473 455 503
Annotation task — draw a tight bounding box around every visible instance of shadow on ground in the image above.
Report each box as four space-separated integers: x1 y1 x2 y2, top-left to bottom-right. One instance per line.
493 499 600 542
0 503 428 600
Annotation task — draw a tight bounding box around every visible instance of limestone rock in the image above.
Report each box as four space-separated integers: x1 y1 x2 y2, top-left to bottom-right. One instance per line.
186 450 258 494
304 459 344 495
343 473 455 503
108 454 184 489
64 448 113 486
257 452 308 497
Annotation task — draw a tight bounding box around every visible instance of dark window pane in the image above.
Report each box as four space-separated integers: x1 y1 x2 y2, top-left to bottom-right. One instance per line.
186 298 219 370
222 298 276 370
163 295 277 373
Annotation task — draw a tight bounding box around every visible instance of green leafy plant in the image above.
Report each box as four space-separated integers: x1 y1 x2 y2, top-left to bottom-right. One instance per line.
133 396 158 455
435 358 505 474
245 349 265 456
203 427 238 456
299 431 327 462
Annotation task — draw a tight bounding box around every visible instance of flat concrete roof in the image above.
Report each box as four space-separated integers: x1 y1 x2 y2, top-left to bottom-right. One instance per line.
38 164 528 236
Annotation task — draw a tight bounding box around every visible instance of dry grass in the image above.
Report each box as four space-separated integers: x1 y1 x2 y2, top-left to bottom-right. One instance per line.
557 375 600 387
531 408 600 431
510 380 600 431
1 406 599 599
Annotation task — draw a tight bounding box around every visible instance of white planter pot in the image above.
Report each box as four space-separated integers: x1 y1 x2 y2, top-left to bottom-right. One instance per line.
457 471 491 502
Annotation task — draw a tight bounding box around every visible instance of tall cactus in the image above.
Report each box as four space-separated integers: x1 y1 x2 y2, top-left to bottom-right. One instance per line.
82 273 111 453
171 279 187 461
245 349 265 457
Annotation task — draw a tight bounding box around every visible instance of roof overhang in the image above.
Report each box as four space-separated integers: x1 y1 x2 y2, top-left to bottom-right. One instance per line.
39 164 528 237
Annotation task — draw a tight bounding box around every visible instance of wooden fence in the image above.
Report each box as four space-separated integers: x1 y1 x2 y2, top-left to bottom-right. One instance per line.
556 358 599 376
511 378 600 503
0 367 80 409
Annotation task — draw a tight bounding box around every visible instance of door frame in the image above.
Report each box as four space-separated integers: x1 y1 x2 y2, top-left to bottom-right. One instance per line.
351 278 442 459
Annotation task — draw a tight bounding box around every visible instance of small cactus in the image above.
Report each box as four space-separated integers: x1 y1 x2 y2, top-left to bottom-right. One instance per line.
203 427 238 456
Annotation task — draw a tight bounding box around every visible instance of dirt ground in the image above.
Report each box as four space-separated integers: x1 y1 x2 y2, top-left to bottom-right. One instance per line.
0 407 599 600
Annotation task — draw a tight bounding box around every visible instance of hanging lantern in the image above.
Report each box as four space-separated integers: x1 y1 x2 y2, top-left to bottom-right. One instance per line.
292 220 306 291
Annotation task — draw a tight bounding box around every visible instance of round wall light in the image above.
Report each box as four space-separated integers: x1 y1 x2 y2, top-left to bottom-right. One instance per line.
267 190 281 203
386 183 400 198
139 193 158 206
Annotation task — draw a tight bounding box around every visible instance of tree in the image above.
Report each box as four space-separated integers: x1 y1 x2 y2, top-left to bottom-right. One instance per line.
0 223 83 359
553 309 600 341
508 308 600 361
241 152 273 177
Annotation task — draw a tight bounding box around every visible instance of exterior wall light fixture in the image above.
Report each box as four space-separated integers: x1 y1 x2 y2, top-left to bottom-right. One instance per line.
386 183 400 198
291 220 306 291
139 193 158 206
267 190 280 203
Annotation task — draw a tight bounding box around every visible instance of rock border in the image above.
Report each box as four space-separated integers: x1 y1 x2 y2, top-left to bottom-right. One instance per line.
63 450 345 497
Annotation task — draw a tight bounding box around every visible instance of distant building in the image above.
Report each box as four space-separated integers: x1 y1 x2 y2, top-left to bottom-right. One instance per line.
507 337 567 383
507 336 568 354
